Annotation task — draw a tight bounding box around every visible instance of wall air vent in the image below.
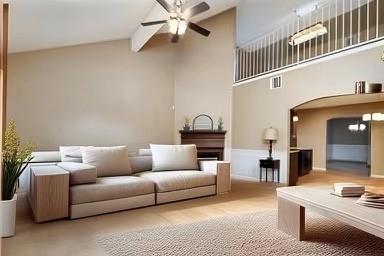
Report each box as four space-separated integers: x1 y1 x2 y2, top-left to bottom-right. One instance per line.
270 75 282 90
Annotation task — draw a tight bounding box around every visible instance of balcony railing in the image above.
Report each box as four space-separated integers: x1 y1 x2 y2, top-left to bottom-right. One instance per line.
235 0 384 83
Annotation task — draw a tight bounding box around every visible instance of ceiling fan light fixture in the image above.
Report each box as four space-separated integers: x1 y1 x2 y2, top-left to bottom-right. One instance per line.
145 0 211 42
168 19 188 35
168 19 179 34
178 20 188 35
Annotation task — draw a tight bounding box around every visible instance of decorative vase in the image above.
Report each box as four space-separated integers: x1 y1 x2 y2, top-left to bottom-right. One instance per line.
1 194 17 237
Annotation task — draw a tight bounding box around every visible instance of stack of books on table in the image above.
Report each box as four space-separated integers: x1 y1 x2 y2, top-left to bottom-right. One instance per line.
331 183 365 197
356 192 384 209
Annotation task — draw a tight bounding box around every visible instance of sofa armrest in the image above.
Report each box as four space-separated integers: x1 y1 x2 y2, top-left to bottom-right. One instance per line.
57 162 97 185
200 161 231 194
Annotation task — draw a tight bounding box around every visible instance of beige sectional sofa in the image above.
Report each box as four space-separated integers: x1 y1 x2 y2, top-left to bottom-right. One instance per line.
28 146 231 220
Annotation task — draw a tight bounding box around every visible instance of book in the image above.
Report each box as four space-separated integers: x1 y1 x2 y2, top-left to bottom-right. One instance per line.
331 191 363 197
334 183 365 190
356 192 384 209
332 183 365 197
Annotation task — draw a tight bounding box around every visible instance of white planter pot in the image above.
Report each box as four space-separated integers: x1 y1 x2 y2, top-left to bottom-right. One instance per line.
1 194 17 237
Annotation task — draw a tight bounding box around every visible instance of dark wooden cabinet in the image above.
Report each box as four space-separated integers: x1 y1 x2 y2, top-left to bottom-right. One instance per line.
289 149 313 186
179 130 226 160
298 149 313 177
289 151 299 186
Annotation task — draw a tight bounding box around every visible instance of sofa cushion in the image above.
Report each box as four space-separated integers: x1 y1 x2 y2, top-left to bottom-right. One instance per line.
150 144 198 172
60 146 83 163
135 170 216 193
57 162 97 185
81 146 132 177
70 176 155 205
138 149 152 156
129 155 152 174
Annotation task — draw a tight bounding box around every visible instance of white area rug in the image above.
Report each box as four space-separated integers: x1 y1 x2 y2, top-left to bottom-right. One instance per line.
96 211 384 256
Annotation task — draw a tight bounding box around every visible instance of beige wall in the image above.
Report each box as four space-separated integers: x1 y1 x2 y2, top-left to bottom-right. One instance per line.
7 10 236 153
174 9 235 156
371 121 384 177
296 102 384 170
8 37 177 150
232 45 384 182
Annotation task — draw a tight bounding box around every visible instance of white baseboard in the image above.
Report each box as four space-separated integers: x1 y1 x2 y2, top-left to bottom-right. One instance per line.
231 174 288 185
313 167 327 172
231 174 260 182
371 174 384 179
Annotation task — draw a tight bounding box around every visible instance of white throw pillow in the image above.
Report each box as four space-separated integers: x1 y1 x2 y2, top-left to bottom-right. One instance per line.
138 148 152 156
60 146 83 163
81 146 132 177
150 144 198 172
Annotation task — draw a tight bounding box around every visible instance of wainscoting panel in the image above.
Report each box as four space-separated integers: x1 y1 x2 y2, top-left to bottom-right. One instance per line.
327 144 369 163
231 149 288 184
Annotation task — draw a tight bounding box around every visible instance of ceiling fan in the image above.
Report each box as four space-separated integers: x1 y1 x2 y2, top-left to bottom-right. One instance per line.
141 0 211 43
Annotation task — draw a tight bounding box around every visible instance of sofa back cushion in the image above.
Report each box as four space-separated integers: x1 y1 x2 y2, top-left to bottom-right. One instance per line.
150 144 199 172
138 148 152 156
57 162 97 185
81 146 132 177
60 146 83 163
129 155 152 173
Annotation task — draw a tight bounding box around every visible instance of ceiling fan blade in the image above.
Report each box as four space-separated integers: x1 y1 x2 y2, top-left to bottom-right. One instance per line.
156 0 173 13
141 20 168 26
183 2 210 18
188 22 211 37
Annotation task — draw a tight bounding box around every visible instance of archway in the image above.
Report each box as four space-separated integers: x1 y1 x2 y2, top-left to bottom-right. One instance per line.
288 92 384 185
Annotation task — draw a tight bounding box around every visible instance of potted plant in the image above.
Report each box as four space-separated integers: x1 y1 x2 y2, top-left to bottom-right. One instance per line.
1 121 33 237
183 117 191 131
217 117 224 131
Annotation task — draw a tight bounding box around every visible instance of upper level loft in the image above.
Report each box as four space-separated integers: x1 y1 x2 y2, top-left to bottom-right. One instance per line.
234 0 384 84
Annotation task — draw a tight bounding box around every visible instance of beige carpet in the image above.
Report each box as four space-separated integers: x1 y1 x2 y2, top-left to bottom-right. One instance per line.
96 211 384 256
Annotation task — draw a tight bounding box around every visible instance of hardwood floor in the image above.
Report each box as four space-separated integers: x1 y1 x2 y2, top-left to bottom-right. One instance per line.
2 170 383 256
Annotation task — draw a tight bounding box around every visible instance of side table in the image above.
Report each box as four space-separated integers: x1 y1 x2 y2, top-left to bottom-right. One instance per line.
29 165 69 223
259 159 280 183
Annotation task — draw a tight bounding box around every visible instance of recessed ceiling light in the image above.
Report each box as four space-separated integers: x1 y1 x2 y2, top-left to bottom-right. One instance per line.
294 3 319 17
362 113 372 121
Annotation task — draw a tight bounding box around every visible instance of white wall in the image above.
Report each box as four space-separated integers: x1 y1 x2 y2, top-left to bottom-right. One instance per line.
327 144 369 162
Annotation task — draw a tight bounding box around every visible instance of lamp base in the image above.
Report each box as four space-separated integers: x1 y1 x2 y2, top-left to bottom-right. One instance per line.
268 140 273 160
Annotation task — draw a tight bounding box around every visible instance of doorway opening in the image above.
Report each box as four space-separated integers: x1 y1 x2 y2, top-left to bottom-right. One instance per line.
326 117 370 176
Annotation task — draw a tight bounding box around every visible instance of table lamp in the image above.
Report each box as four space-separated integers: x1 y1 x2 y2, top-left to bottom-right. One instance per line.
264 127 278 160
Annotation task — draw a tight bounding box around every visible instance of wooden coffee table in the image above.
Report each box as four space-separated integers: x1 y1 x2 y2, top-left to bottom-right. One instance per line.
276 186 384 241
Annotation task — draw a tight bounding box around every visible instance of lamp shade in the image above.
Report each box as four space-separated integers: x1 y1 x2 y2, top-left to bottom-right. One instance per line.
264 127 278 141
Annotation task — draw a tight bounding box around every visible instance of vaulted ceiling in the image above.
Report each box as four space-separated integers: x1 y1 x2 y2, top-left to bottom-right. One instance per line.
8 0 321 53
237 0 322 45
8 0 238 53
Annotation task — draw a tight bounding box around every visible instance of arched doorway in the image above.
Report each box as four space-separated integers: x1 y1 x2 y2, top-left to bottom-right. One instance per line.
289 92 384 185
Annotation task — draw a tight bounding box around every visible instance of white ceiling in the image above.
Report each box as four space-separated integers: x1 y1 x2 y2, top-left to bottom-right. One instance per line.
8 0 238 53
